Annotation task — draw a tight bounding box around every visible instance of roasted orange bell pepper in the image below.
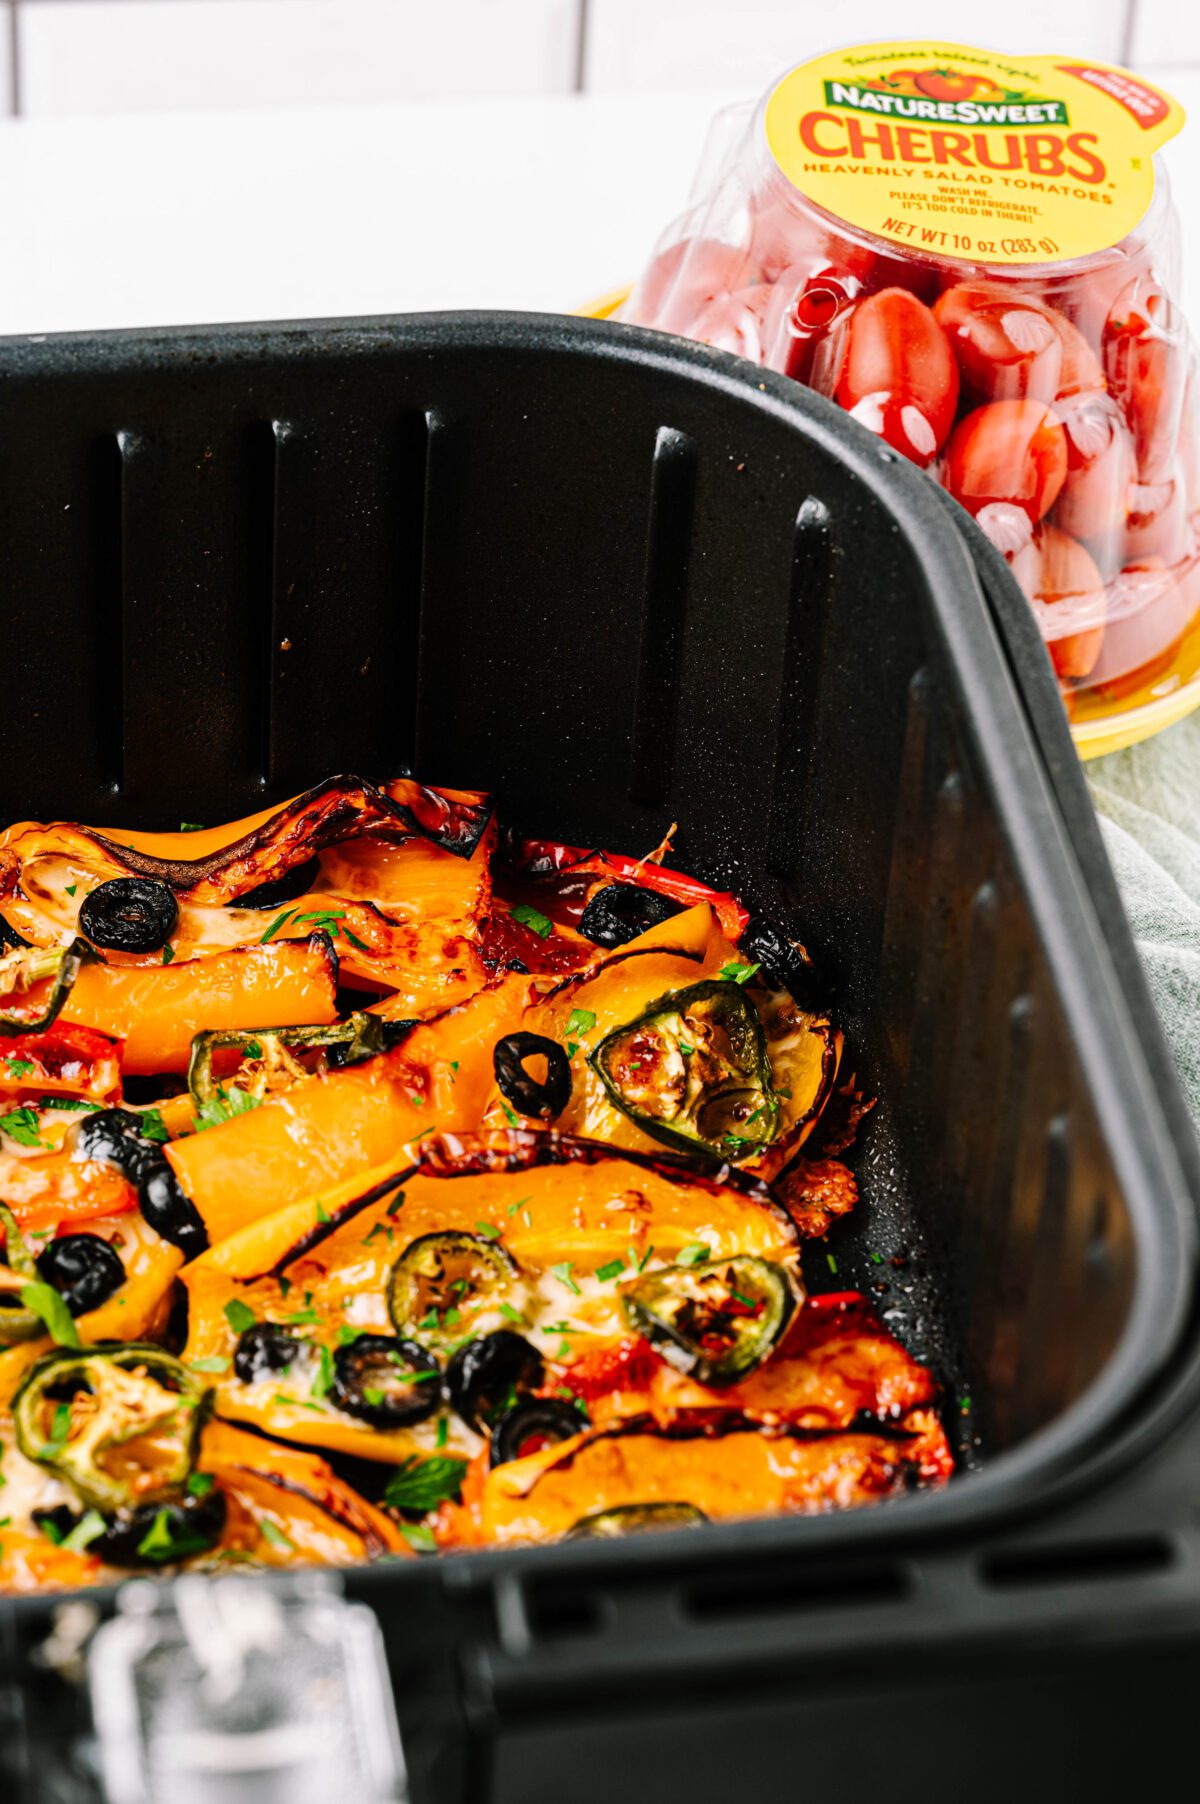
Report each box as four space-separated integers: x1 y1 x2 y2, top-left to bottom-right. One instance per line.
199 1421 408 1564
480 1420 927 1543
60 935 338 1074
167 975 529 1242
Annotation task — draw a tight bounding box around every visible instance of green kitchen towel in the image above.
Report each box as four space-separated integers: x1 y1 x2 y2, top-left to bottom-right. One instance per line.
1088 709 1200 1124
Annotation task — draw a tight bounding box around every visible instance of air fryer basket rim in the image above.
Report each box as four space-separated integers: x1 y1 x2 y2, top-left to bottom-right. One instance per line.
0 308 1196 1571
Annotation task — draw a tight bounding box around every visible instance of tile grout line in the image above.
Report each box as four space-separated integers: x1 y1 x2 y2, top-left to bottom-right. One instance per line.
573 0 589 94
7 0 18 117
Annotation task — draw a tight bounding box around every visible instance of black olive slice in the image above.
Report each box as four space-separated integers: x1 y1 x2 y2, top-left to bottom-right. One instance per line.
138 1153 209 1259
388 1231 518 1338
578 883 681 948
231 857 321 911
0 915 31 951
89 1490 228 1568
329 1334 440 1427
445 1331 544 1431
493 1032 571 1119
74 1108 156 1180
34 1234 124 1317
490 1397 586 1467
565 1502 707 1539
737 915 829 1012
79 878 178 954
233 1322 304 1384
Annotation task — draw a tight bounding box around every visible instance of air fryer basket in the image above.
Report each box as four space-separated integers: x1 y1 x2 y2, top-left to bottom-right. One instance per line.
1 312 1198 1804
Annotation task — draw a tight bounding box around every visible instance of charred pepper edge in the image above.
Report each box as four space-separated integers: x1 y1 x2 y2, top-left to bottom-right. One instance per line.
82 774 491 896
0 939 95 1038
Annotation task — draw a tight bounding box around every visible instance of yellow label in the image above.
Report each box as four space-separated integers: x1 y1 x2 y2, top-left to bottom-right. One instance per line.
764 41 1184 265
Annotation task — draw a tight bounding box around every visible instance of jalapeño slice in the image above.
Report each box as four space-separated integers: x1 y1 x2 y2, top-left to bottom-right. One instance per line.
589 979 779 1162
566 1501 708 1539
12 1344 208 1512
388 1231 519 1342
621 1255 795 1385
0 1203 45 1346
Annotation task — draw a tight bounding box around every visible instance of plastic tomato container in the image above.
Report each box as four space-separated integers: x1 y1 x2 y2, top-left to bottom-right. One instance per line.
619 44 1199 756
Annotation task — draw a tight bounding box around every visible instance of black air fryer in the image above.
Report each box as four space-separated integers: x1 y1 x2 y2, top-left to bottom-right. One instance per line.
2 312 1199 1804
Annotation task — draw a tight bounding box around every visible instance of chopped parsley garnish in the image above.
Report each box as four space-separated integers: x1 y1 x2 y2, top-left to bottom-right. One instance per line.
5 1058 34 1080
259 1519 295 1552
259 908 297 944
341 925 372 953
180 822 206 832
42 1403 73 1459
223 1298 257 1335
678 1244 710 1268
717 960 762 985
384 1454 467 1513
596 1258 625 1282
509 903 553 939
0 1107 48 1149
636 1244 655 1272
435 1416 449 1450
400 1522 438 1553
139 1107 169 1143
37 1096 100 1112
65 883 77 897
826 1252 839 1275
500 1100 521 1129
550 1261 580 1296
187 1472 216 1497
189 1356 230 1374
315 1202 331 1224
565 1008 596 1038
386 1190 406 1216
285 1307 320 1324
161 943 176 965
499 1302 525 1324
20 1281 81 1348
311 1344 335 1401
336 1325 365 1347
62 1509 106 1553
195 1084 261 1132
475 1220 501 1240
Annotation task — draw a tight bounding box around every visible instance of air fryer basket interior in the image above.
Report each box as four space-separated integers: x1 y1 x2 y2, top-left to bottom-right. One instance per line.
0 310 1191 1504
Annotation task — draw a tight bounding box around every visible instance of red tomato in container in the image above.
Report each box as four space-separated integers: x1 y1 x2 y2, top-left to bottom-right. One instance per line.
934 282 1064 403
1052 392 1137 543
1120 464 1190 568
1103 275 1186 479
631 236 750 336
942 400 1068 522
1011 526 1106 679
1086 551 1200 689
834 287 959 465
690 282 774 362
765 263 864 386
1052 312 1105 399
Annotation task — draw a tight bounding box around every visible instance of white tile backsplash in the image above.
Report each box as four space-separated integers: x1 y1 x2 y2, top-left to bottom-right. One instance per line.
1131 0 1200 67
17 0 579 116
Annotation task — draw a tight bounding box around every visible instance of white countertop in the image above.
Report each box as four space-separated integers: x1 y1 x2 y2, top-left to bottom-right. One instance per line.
1 72 1198 338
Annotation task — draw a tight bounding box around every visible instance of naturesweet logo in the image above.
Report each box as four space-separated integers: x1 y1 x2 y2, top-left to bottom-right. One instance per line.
823 67 1070 128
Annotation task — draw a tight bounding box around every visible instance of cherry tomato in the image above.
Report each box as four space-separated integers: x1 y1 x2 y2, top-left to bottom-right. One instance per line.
942 400 1068 523
1120 465 1190 568
629 236 750 336
1103 275 1186 479
973 502 1034 560
934 282 1064 403
764 262 864 386
1087 550 1200 690
1052 312 1106 399
834 287 959 465
690 283 774 362
1052 392 1137 543
1010 526 1105 679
